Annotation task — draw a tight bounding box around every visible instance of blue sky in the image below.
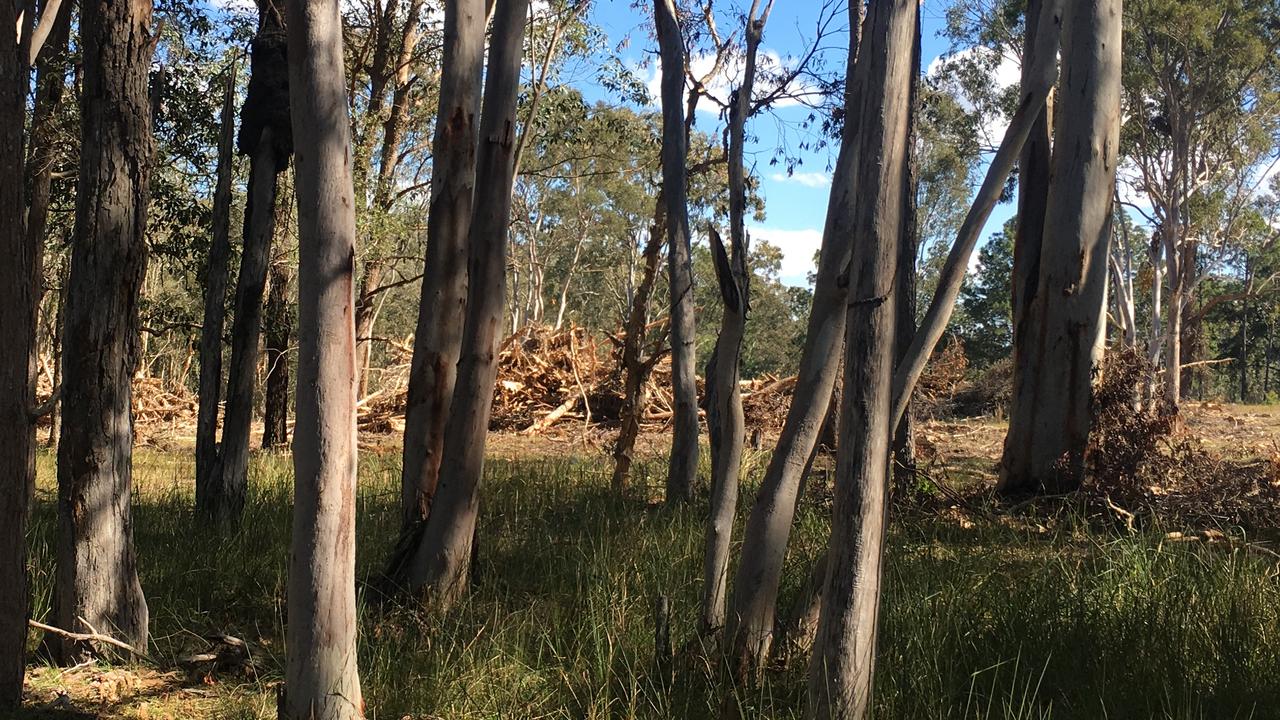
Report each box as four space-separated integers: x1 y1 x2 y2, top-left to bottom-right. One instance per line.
579 0 1018 287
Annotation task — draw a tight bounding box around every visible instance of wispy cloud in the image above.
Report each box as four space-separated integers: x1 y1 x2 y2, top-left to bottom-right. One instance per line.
769 171 830 188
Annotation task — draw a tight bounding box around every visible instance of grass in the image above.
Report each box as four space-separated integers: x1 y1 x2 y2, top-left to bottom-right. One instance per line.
18 441 1280 719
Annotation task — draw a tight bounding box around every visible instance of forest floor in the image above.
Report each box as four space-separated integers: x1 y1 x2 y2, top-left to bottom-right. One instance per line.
15 405 1280 719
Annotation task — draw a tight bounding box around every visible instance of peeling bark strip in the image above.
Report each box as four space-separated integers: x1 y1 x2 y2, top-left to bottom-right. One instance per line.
654 0 699 506
0 2 35 703
53 0 154 664
400 0 529 609
807 0 915 715
209 0 293 524
399 0 487 531
999 0 1122 494
726 0 864 680
281 0 363 715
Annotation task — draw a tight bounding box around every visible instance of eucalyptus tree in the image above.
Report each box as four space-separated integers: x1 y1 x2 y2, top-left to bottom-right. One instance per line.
653 0 700 506
806 0 916 713
1119 0 1280 406
398 0 487 535
202 0 294 524
281 0 364 713
398 0 529 607
52 0 155 663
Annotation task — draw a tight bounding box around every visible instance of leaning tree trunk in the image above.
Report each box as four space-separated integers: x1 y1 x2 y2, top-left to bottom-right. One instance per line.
262 256 291 449
887 0 1064 431
195 65 239 508
0 8 34 705
806 0 915 715
700 0 769 636
998 0 1122 494
211 4 293 524
654 0 699 506
997 0 1055 495
725 0 862 680
52 0 154 664
280 0 364 715
399 0 487 530
398 0 527 608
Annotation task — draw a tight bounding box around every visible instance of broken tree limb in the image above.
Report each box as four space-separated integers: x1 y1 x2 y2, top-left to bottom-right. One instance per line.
30 618 152 662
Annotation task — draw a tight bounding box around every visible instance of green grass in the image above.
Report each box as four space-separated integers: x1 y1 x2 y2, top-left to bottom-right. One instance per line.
21 445 1280 719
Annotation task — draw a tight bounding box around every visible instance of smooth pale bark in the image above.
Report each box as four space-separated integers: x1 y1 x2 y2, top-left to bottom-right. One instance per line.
214 4 292 523
400 0 486 528
888 0 1064 430
611 202 666 491
53 0 153 663
196 68 239 510
0 6 34 705
806 0 915 714
700 0 770 636
999 0 1122 493
997 0 1054 495
725 0 863 679
262 257 291 449
654 0 699 506
281 0 363 715
399 0 528 607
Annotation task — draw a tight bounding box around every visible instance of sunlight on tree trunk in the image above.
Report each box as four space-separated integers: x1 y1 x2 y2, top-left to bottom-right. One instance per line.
53 0 154 664
281 0 364 715
400 0 528 608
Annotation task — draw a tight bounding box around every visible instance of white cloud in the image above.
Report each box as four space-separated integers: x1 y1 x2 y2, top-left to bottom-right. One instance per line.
769 171 830 188
748 226 823 286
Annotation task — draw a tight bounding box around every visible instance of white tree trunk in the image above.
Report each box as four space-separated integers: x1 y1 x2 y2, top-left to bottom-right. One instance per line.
726 1 862 678
281 0 363 715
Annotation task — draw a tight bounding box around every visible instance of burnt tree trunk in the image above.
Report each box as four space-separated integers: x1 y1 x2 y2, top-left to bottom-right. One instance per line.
999 0 1122 494
399 0 486 530
195 65 239 508
53 0 154 663
654 0 699 506
280 0 363 714
807 0 914 714
211 3 293 523
399 0 528 608
725 1 863 680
